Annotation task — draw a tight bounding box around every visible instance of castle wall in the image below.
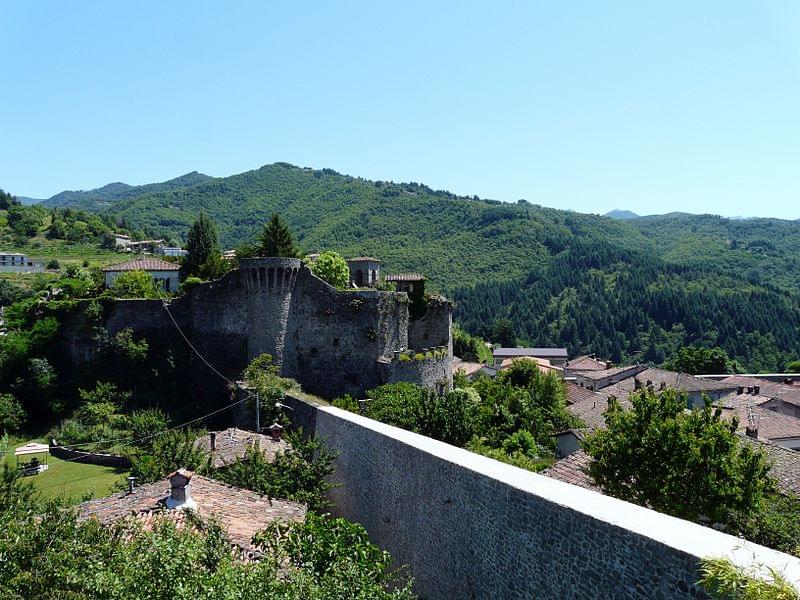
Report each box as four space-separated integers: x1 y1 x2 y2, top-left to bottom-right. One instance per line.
52 260 452 401
408 296 453 353
293 402 800 600
383 353 453 394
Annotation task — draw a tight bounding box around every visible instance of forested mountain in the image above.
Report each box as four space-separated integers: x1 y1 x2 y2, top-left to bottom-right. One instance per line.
604 209 640 220
16 162 800 371
31 171 213 211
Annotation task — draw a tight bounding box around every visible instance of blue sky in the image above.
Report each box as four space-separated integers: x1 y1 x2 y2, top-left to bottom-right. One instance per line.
2 1 799 219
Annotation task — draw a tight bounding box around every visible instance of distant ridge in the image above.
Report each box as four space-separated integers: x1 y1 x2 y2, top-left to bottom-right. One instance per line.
35 171 213 211
605 209 640 220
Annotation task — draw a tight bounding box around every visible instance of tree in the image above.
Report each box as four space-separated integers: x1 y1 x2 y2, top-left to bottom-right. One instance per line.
109 270 163 299
0 394 25 433
583 388 773 528
308 251 349 289
0 189 20 210
182 213 221 279
787 360 800 373
258 214 300 258
663 345 732 375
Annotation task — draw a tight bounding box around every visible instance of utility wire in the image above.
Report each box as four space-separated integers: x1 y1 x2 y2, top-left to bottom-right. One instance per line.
162 300 234 385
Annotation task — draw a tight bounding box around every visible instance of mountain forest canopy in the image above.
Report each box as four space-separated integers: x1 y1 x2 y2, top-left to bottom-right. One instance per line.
6 162 800 371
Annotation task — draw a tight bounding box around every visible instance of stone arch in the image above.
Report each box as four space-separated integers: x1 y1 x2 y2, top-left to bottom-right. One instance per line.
355 269 364 286
258 267 266 291
267 267 275 290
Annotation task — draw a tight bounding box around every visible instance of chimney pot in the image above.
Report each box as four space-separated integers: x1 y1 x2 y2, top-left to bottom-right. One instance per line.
659 381 666 390
269 422 284 442
210 432 217 451
166 468 197 510
127 476 136 495
634 378 642 390
746 386 753 394
745 425 759 439
753 385 760 395
737 386 744 395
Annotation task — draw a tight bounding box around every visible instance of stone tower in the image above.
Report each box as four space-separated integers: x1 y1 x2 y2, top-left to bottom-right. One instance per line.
240 257 302 367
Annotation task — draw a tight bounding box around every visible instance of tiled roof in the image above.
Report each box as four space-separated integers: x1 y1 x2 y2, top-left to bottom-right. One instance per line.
731 405 800 442
542 450 599 491
347 256 381 262
79 474 305 558
498 356 559 374
193 428 290 469
575 365 645 382
567 393 627 431
385 273 425 282
102 258 180 272
565 382 602 406
543 438 800 498
739 435 800 497
600 368 736 402
493 347 568 358
454 361 484 377
566 355 609 372
718 376 800 409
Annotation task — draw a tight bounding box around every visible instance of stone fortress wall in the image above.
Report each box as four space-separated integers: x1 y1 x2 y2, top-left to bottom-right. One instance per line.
280 396 800 600
64 258 453 400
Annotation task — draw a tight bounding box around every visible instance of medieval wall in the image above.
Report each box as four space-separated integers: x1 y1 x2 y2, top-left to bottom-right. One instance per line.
407 295 453 354
289 401 800 600
56 260 451 401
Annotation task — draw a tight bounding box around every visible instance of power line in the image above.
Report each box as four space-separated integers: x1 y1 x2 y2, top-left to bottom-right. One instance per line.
162 300 234 385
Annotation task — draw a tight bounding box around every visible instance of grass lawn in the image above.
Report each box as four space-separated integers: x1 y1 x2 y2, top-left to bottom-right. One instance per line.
3 437 128 504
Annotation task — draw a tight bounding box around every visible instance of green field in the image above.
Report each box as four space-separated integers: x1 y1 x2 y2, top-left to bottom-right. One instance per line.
2 437 127 503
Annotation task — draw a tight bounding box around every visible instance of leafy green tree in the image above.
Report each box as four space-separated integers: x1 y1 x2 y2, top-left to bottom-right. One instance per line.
0 189 20 210
109 270 163 298
584 388 773 528
219 430 336 512
182 213 221 278
787 360 800 373
0 394 25 434
307 251 349 289
258 213 300 258
127 429 212 484
664 345 733 374
0 280 29 307
453 325 492 363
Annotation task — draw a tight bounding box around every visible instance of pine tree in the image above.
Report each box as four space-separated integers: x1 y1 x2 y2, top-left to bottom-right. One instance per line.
258 214 300 258
182 213 220 279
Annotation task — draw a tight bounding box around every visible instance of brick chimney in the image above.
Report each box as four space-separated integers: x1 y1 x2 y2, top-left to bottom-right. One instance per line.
166 468 197 510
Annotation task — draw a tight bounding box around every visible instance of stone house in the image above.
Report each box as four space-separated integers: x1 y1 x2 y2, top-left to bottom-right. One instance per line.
78 468 306 560
102 258 181 292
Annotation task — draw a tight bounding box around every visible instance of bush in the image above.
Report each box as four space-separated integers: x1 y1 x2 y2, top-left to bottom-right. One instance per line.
46 259 60 270
307 251 349 289
109 270 163 299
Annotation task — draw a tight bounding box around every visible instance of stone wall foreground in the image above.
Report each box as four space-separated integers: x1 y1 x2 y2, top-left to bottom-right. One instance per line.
285 398 800 599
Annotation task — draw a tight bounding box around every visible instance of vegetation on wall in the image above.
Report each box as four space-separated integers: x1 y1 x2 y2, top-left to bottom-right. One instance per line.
306 251 349 289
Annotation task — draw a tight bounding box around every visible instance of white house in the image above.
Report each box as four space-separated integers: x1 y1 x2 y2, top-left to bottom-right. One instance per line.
0 252 44 273
157 247 188 258
101 258 181 292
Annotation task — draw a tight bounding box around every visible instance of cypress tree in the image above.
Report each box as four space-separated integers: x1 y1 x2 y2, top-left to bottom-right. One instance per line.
258 214 300 258
182 213 220 278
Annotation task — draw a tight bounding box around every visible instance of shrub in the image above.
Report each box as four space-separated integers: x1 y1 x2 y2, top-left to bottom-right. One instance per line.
0 394 25 434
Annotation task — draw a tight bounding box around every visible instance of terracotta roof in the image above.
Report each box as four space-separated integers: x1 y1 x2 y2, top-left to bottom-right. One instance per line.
566 355 609 372
542 450 599 491
102 258 180 272
79 474 305 558
493 347 568 359
498 356 559 373
385 273 425 282
193 428 290 469
347 256 381 262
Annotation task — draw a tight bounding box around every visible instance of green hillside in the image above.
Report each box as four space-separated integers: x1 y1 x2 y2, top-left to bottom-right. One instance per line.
8 163 800 371
38 171 213 211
